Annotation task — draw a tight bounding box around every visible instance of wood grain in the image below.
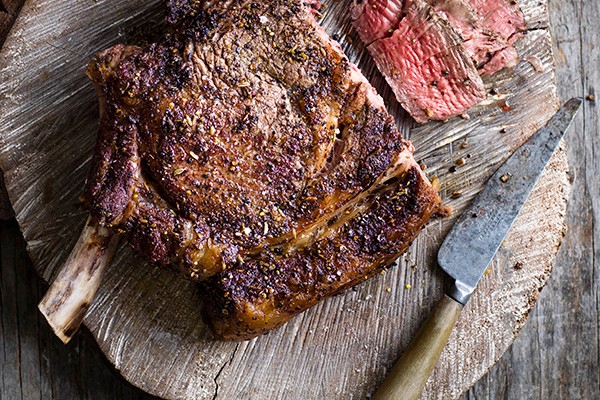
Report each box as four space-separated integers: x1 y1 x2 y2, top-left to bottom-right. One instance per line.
0 0 25 49
0 0 578 399
0 219 161 400
463 1 600 399
373 295 463 400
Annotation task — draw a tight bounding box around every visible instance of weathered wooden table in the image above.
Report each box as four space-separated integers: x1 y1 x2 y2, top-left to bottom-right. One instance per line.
0 1 597 399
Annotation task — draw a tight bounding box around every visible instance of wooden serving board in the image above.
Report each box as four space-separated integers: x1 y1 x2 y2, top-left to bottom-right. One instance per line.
0 0 568 399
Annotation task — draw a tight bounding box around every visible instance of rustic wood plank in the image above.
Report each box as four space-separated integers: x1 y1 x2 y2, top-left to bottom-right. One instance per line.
0 0 582 399
0 0 25 14
463 0 600 398
0 169 14 220
1 222 22 400
0 219 160 400
0 0 26 48
0 12 12 45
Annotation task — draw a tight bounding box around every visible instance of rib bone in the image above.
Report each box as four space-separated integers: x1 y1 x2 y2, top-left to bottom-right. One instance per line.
38 216 119 343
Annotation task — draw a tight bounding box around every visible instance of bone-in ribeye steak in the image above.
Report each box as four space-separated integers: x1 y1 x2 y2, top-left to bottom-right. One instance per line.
40 0 445 342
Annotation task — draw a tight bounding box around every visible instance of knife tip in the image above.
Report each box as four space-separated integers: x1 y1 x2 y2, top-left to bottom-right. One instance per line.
566 97 583 109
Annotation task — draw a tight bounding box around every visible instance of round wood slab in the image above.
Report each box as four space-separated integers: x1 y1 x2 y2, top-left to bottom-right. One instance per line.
0 0 568 399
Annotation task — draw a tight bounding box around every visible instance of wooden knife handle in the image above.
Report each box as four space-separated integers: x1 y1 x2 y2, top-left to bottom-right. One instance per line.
372 295 464 400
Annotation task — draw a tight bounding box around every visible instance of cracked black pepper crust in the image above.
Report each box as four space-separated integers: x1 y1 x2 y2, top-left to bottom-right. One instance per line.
82 0 444 340
204 167 445 340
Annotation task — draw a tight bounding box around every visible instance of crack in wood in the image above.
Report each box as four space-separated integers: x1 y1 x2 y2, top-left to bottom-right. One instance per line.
212 344 239 400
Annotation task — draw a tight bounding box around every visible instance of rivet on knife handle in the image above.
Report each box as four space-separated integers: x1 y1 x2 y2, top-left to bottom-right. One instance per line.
372 295 463 400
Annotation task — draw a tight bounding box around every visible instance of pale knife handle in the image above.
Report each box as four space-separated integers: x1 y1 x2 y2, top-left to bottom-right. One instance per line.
372 295 464 400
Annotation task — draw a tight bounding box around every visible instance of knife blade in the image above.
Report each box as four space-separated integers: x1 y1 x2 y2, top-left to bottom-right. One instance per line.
439 97 582 305
372 98 582 400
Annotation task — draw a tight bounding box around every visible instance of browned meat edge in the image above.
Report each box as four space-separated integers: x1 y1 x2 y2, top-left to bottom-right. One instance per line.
204 167 445 340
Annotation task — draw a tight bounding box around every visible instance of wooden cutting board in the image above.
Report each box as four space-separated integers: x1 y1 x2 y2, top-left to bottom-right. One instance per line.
0 0 568 399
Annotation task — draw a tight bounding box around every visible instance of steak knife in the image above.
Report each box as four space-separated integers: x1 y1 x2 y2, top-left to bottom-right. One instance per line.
372 98 582 400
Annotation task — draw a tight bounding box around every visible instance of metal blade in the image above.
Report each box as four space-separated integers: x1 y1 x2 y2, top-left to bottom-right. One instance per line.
438 98 582 305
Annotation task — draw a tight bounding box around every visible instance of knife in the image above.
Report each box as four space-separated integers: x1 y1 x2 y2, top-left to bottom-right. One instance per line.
372 98 582 400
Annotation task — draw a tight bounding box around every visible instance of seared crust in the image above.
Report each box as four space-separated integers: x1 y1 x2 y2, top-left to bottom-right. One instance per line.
204 167 443 340
83 0 413 275
83 0 444 339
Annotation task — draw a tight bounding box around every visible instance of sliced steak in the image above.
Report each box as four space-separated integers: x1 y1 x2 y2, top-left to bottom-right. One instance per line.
352 0 525 122
430 0 526 75
68 0 445 340
352 0 487 123
351 0 405 45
